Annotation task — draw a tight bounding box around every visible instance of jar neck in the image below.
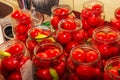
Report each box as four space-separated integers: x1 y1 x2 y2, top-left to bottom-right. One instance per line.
70 45 101 66
34 42 63 61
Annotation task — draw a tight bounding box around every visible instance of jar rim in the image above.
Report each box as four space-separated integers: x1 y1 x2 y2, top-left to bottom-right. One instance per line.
33 42 63 61
51 4 73 16
92 26 120 44
70 44 101 66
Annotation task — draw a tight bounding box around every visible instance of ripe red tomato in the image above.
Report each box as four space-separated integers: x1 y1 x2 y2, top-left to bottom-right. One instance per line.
82 19 90 30
54 8 69 15
65 41 79 52
16 33 28 43
5 43 24 55
86 51 99 62
53 61 65 76
111 18 120 31
57 31 71 45
106 32 117 40
51 16 61 29
109 68 119 76
75 65 95 79
72 48 85 63
72 29 86 42
1 57 18 71
35 68 52 80
81 9 92 19
62 20 76 30
11 10 21 19
8 72 22 80
95 32 106 40
27 39 38 51
30 28 42 38
87 16 100 27
45 48 60 58
15 23 28 34
17 56 29 71
92 4 102 11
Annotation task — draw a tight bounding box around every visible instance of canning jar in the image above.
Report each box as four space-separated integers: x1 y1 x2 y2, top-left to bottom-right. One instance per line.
32 42 66 80
12 9 33 43
0 39 33 80
50 4 75 30
53 18 86 52
26 25 55 58
104 56 120 80
81 0 105 38
92 26 120 67
66 44 102 80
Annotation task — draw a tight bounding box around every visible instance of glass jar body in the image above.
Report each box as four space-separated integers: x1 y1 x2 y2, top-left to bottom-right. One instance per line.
66 44 102 80
0 39 31 80
104 56 120 80
32 42 66 80
81 0 105 38
50 4 75 30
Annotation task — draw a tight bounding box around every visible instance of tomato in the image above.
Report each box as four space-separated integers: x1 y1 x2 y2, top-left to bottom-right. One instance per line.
35 68 52 80
72 29 86 42
72 48 85 63
65 41 79 52
75 65 95 79
92 4 102 11
45 49 60 58
106 31 117 40
62 20 76 30
82 19 90 30
68 73 79 80
51 16 61 29
16 33 28 43
5 43 24 55
15 23 28 34
57 31 71 45
17 56 29 71
109 68 119 76
53 61 65 76
27 39 38 52
11 10 21 19
87 16 100 27
1 57 18 71
104 72 111 80
95 31 106 40
81 9 92 19
30 28 42 38
86 51 99 63
54 8 69 15
8 71 22 80
111 18 120 31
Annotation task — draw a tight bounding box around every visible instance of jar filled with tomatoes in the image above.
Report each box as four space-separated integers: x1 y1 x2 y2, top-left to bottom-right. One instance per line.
11 10 33 43
0 39 33 80
32 42 66 80
66 44 102 80
53 18 87 53
26 25 55 58
104 56 120 80
50 4 75 30
92 26 120 67
81 0 105 38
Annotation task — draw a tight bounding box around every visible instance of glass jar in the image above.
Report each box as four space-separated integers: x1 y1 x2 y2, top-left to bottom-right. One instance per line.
33 42 66 80
0 39 33 80
104 56 120 80
54 18 86 52
92 26 120 67
26 25 55 58
50 4 75 30
12 9 33 43
66 44 102 80
81 0 105 38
